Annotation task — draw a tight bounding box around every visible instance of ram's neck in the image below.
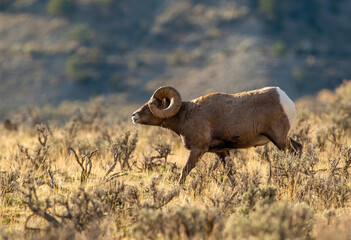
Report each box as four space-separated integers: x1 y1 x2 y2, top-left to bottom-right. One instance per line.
160 101 190 135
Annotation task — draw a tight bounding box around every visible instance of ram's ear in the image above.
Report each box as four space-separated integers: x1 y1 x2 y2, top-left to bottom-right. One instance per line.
149 97 159 106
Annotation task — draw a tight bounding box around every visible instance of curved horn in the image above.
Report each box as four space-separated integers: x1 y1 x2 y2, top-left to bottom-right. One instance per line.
148 86 182 119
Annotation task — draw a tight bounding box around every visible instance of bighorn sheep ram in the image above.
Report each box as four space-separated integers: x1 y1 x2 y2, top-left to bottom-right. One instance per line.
132 86 302 184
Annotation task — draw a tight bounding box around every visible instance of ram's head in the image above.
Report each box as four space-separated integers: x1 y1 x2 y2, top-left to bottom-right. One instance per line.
132 86 182 125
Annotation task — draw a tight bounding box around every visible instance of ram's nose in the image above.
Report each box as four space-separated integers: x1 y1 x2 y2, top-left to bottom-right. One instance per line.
131 112 139 124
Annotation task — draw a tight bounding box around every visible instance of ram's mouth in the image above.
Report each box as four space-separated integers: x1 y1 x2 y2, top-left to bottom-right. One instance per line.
131 115 140 124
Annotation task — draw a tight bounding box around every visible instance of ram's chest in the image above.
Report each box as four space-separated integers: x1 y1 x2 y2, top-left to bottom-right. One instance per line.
180 123 212 150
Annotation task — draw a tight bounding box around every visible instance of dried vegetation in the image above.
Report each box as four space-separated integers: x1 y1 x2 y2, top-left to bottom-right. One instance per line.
1 81 351 239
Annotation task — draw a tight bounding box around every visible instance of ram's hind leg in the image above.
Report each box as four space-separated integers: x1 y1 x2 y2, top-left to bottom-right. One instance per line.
265 127 302 155
216 152 236 186
264 123 291 151
288 137 302 155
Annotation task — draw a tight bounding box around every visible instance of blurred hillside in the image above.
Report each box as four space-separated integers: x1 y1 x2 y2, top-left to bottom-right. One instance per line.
0 0 351 119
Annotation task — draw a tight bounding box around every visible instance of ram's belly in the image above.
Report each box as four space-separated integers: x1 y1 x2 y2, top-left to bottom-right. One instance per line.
208 134 269 152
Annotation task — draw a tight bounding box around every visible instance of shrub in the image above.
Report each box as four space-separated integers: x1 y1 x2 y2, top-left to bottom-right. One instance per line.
106 131 138 172
292 67 304 89
92 0 114 5
139 142 171 171
17 124 52 171
225 202 314 240
132 205 224 240
66 23 91 43
0 170 19 197
273 41 286 56
328 81 351 131
66 55 90 83
258 0 281 21
68 144 97 183
23 186 108 232
47 0 73 16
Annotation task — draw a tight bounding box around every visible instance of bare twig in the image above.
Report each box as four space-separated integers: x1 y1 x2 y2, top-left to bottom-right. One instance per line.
68 146 97 183
24 185 61 230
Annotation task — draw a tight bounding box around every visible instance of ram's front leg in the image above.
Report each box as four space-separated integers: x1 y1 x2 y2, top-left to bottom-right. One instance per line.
179 148 204 184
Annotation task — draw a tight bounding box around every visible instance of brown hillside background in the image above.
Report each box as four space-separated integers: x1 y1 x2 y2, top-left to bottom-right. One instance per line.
0 0 351 119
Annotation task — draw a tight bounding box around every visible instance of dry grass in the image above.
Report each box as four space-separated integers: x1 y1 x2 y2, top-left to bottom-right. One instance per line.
1 81 351 239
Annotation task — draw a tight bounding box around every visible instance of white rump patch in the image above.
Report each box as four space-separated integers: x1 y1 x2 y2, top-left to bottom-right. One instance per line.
277 87 296 128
